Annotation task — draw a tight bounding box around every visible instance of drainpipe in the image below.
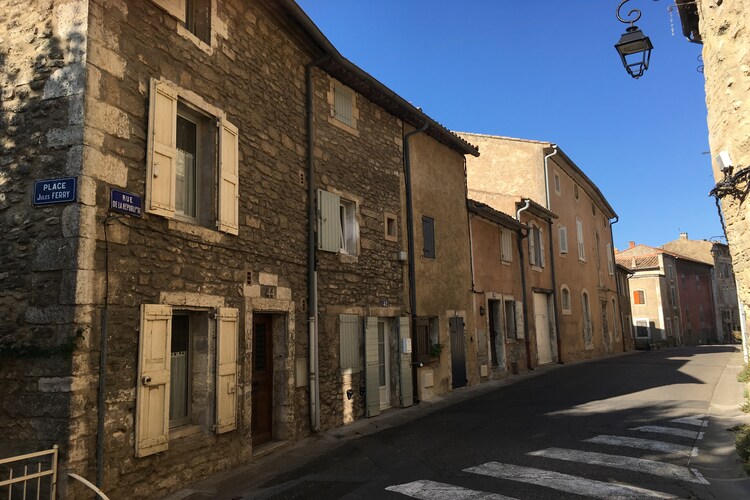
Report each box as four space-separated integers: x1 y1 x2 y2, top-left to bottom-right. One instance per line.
306 53 331 432
547 216 562 364
609 215 626 352
516 200 532 370
543 145 558 210
404 121 428 402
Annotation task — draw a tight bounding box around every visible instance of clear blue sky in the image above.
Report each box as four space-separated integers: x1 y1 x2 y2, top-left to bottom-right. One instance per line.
296 0 721 250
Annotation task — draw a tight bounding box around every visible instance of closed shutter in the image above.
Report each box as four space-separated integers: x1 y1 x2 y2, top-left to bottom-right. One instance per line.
147 79 177 217
218 119 239 235
607 243 614 275
364 317 380 417
333 82 354 126
577 219 585 259
136 304 173 457
539 227 545 267
559 226 568 253
501 229 513 262
150 0 186 22
398 317 413 408
216 307 239 434
515 300 525 339
339 314 361 372
422 216 435 258
318 189 341 252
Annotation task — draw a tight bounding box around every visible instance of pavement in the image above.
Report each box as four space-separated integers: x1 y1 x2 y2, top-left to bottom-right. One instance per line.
166 347 750 500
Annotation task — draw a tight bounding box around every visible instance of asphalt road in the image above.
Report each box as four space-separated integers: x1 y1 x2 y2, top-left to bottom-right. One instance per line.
181 346 749 500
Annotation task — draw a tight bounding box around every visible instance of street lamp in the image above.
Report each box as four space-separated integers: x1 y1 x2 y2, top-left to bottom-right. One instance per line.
614 0 654 79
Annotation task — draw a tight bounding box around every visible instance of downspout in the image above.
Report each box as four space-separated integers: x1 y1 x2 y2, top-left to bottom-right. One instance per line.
609 215 626 352
464 157 476 293
404 121 428 402
516 200 532 370
543 145 558 210
548 215 562 363
306 53 331 432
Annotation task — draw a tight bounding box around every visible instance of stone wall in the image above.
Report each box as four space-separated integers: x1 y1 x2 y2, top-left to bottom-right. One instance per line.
0 0 88 462
698 0 750 334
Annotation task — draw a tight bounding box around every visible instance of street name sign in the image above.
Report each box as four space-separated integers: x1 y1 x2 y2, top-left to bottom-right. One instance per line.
110 189 142 217
33 177 77 206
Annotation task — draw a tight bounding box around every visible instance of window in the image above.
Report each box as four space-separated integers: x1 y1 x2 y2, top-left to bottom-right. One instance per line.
415 317 438 364
606 243 614 275
318 189 359 255
422 216 436 259
554 172 561 194
146 79 239 235
696 275 702 291
635 319 650 338
574 184 580 201
595 231 601 269
558 225 568 254
328 79 358 133
500 228 513 263
136 304 238 457
576 217 585 261
504 300 517 340
670 286 677 307
633 289 645 305
582 291 593 347
150 0 212 45
384 213 397 242
667 264 674 280
528 223 545 268
561 285 572 314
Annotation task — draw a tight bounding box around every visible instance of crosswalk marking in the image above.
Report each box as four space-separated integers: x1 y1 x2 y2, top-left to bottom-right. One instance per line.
464 462 675 499
528 447 707 484
669 415 707 428
385 480 517 499
631 425 704 440
585 434 698 456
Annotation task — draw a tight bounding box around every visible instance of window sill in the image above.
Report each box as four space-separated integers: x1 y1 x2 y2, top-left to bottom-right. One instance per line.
328 116 360 137
339 253 359 264
167 219 224 244
584 343 594 351
176 24 214 55
562 310 572 316
501 260 512 266
170 424 202 441
531 265 544 273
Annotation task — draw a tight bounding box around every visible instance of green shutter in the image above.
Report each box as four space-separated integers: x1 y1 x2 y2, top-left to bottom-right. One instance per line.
364 317 380 417
318 189 341 252
398 317 413 408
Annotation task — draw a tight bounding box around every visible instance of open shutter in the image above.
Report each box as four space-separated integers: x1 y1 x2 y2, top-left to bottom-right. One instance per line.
218 119 240 235
398 317 413 408
539 228 545 267
136 304 172 457
318 189 341 252
515 300 525 339
339 314 361 372
147 79 177 218
216 307 239 434
364 317 380 417
528 226 536 266
150 0 187 22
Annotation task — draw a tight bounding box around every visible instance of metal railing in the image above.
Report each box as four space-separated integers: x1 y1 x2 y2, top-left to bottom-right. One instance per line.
0 446 57 499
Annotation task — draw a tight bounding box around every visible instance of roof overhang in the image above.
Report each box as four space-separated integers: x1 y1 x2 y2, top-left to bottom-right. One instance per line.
675 0 702 44
468 199 524 230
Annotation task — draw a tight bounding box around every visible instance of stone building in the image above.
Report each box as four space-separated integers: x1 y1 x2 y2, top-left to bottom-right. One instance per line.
0 0 477 496
615 263 634 351
458 133 623 363
662 232 740 341
674 0 750 359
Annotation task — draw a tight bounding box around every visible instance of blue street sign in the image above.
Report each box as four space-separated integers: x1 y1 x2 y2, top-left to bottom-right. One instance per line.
110 189 143 217
33 177 77 206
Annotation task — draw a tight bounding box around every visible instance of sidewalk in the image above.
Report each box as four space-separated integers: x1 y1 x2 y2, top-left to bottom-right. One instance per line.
166 348 749 499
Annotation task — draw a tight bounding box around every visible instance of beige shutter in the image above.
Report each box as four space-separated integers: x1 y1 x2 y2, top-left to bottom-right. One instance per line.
318 189 341 252
539 227 545 267
364 317 380 417
136 304 173 457
216 307 239 434
398 317 413 408
339 314 361 372
150 0 186 22
515 300 525 339
147 79 177 218
218 119 240 235
528 226 536 266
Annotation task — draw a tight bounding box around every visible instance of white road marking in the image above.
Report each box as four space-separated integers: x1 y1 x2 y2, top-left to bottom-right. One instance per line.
690 468 711 485
669 415 707 428
464 462 675 499
385 480 516 499
631 425 704 439
528 447 708 484
585 434 698 456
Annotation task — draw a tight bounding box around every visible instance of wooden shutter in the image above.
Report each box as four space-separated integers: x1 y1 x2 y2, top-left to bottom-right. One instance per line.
515 300 525 339
216 307 239 434
539 227 545 267
398 317 413 408
318 189 341 252
607 243 614 275
559 226 568 254
333 82 354 126
218 119 239 235
147 79 177 218
577 219 585 259
528 225 536 266
136 304 173 457
422 216 435 258
339 314 361 372
364 317 380 417
150 0 187 22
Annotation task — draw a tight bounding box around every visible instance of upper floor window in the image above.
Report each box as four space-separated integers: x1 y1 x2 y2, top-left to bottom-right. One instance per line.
554 172 561 195
561 285 572 314
606 243 614 275
528 223 545 268
146 79 239 235
500 228 513 263
422 216 436 259
151 0 212 45
576 217 585 261
633 289 646 305
329 79 359 134
318 189 359 255
558 225 568 254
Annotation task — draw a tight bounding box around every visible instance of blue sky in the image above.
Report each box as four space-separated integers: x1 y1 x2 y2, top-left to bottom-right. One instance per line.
295 0 720 250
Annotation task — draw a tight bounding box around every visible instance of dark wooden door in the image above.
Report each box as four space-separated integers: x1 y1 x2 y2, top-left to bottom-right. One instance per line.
450 316 467 388
252 314 273 446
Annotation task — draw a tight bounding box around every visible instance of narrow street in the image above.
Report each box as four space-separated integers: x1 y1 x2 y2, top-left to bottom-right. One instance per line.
180 346 749 499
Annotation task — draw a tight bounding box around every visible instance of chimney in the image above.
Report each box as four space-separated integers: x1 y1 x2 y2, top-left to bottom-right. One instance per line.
629 241 636 249
680 232 688 240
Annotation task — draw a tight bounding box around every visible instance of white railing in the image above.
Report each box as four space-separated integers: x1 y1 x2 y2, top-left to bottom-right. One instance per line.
0 446 58 499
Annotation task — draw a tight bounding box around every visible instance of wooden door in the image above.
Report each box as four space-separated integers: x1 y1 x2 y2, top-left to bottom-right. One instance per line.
252 314 273 446
449 317 467 388
534 293 553 364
